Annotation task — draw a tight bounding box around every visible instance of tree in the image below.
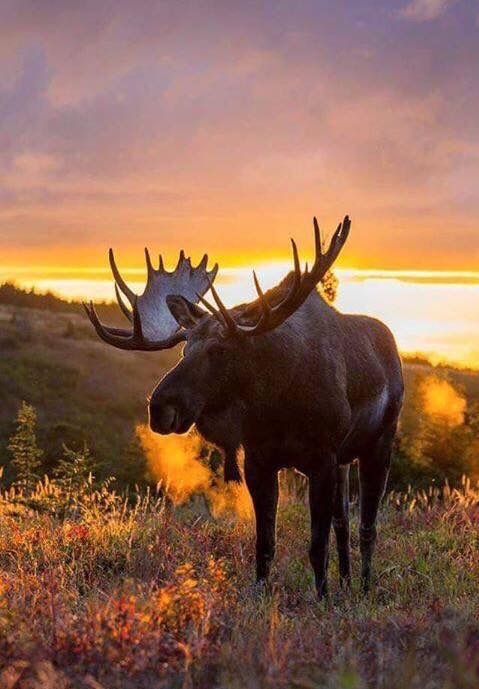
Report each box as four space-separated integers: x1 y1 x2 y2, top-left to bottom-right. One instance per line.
54 443 94 491
320 270 339 304
8 401 43 490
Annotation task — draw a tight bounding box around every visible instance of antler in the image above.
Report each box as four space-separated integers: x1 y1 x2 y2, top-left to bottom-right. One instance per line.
83 249 218 350
199 215 351 337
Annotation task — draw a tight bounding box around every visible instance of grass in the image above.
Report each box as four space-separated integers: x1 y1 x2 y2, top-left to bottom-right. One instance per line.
1 297 478 687
0 477 477 688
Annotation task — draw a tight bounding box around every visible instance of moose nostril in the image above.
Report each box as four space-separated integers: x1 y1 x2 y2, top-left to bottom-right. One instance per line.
162 404 176 427
149 400 177 434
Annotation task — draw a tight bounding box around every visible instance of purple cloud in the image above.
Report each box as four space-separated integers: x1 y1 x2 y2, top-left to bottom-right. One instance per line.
0 1 478 269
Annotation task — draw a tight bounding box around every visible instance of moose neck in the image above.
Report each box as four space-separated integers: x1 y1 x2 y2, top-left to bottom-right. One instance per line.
220 291 340 424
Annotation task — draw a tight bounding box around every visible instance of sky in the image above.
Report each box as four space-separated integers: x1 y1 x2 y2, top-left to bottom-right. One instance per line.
0 0 478 271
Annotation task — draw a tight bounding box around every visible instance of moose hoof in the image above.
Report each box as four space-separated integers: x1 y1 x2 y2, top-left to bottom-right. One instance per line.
361 578 372 595
316 581 329 602
252 578 271 599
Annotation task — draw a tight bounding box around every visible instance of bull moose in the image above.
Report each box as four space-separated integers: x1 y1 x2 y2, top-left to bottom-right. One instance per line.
84 215 404 597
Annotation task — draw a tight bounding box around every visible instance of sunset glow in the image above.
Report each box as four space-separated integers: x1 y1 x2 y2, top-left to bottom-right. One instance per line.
2 263 479 369
1 1 479 272
2 5 479 681
1 1 479 368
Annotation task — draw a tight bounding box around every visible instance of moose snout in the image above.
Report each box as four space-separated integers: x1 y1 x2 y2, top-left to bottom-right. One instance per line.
149 398 178 434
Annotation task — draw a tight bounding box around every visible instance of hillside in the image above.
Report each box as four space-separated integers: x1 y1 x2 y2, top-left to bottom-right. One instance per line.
0 290 478 689
0 302 179 485
1 288 478 489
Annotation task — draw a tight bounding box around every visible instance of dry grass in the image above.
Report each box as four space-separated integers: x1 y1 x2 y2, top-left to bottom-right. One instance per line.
0 477 478 689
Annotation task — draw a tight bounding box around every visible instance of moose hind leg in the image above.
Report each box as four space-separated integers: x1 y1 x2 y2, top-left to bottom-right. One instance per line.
309 457 335 599
333 464 351 587
359 429 395 593
244 459 279 583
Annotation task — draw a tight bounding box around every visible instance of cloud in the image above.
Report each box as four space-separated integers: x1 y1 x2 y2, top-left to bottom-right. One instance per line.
0 1 478 269
399 0 460 21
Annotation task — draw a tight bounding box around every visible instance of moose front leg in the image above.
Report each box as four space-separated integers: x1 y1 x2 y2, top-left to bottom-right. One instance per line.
244 458 279 583
333 464 351 588
309 457 336 599
224 445 242 483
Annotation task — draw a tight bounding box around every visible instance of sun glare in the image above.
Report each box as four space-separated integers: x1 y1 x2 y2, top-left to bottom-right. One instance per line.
2 263 479 370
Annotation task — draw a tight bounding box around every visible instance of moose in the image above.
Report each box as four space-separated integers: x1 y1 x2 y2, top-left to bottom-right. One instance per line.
84 215 404 597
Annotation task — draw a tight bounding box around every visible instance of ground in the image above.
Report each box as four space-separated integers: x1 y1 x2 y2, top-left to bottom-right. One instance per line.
0 476 477 689
1 299 478 687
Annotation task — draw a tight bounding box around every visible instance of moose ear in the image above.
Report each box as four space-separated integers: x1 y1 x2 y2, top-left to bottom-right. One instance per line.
166 295 207 329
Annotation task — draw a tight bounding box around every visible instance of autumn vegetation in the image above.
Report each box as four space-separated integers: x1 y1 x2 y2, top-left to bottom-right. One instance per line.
0 285 478 688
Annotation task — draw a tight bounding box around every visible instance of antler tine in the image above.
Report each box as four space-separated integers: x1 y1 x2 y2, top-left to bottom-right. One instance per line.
324 215 351 269
208 262 219 282
109 249 136 305
176 249 186 270
253 270 271 320
208 279 239 335
144 247 154 277
313 217 322 249
83 301 131 348
114 283 133 323
290 238 302 292
159 254 165 272
196 292 221 318
311 217 326 276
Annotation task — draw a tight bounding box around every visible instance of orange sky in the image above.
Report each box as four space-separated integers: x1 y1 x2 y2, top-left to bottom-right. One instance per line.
1 1 478 271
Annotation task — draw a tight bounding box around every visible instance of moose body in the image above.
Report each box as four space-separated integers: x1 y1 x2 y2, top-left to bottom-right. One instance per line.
85 215 403 596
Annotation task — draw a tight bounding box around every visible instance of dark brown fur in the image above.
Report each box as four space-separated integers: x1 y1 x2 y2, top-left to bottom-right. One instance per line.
150 275 404 596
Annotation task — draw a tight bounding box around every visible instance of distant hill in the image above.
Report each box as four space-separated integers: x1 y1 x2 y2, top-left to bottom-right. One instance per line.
0 281 123 324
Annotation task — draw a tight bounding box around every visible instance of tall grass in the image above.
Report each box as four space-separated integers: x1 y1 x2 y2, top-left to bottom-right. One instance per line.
0 472 477 688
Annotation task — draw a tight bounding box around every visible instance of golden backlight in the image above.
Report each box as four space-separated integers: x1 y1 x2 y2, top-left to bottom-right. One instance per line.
136 423 253 520
421 377 466 428
1 263 479 370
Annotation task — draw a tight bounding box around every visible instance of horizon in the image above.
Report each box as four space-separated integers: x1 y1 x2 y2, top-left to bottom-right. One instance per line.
2 263 479 371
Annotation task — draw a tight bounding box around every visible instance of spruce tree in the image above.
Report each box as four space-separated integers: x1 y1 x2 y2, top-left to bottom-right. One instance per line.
8 401 43 491
54 443 93 491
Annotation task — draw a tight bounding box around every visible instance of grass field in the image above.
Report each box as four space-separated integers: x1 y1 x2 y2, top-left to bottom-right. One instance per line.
1 295 478 688
0 476 478 689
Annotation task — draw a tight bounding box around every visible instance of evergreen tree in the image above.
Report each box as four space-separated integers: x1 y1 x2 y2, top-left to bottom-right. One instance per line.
8 401 43 490
54 443 94 491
